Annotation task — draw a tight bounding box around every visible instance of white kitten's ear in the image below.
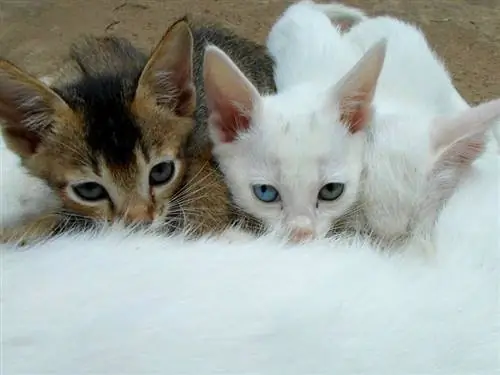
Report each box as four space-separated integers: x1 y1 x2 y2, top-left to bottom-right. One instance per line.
333 39 387 133
203 45 261 143
413 99 500 234
431 98 500 168
136 17 195 116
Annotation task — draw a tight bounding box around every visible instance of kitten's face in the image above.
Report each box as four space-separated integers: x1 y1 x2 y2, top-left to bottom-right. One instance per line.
23 97 193 224
203 42 387 242
0 19 196 225
214 93 366 241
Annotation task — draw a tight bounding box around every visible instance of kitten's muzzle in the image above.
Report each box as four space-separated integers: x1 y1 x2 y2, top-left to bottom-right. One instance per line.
122 204 155 224
287 215 315 243
290 228 315 243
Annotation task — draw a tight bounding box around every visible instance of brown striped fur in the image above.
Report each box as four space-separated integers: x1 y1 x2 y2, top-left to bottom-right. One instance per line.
0 17 275 244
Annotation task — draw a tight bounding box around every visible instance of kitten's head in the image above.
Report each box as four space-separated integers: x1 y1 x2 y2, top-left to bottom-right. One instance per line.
0 18 196 224
204 41 386 242
360 100 500 240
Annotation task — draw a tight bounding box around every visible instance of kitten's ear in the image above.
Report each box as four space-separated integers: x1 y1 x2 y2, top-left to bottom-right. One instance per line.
135 17 195 116
333 39 387 133
203 45 261 143
0 60 70 158
413 99 500 232
431 98 500 169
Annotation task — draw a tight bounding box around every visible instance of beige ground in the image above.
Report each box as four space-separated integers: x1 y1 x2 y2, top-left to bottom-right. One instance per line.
0 0 498 104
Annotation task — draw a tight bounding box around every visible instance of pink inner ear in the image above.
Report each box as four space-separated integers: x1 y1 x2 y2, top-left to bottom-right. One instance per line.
340 95 370 134
206 79 252 143
438 135 485 168
211 96 251 143
456 139 485 165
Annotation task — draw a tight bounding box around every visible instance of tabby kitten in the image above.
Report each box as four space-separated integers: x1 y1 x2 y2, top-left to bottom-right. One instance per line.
0 17 274 244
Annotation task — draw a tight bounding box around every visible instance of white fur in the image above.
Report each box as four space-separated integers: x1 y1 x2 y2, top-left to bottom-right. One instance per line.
335 11 500 237
213 81 368 238
0 137 60 228
1 150 498 374
208 1 500 241
337 8 500 155
344 15 468 113
267 1 361 90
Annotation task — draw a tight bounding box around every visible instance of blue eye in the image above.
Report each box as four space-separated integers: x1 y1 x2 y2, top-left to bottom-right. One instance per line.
252 184 280 203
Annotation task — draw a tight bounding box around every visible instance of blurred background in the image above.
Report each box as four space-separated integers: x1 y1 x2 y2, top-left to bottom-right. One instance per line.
0 0 498 104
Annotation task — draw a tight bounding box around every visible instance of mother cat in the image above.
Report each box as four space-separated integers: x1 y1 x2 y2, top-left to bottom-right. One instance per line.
0 17 275 244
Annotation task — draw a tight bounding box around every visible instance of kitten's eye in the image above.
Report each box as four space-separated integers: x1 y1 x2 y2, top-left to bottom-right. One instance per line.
72 182 108 202
252 184 280 203
149 161 175 186
318 183 344 201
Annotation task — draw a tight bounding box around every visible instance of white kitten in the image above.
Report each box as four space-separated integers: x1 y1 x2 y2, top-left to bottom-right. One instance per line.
204 1 386 241
204 1 500 242
204 40 385 241
325 7 500 239
340 11 500 156
358 99 500 242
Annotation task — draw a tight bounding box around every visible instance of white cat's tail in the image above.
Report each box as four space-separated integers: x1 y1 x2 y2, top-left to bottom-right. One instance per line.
311 1 368 29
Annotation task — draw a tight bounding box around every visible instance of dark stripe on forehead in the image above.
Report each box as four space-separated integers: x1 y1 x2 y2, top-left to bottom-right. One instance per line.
57 73 143 167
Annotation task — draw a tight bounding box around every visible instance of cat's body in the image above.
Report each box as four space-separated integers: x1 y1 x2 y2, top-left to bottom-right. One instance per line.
0 18 275 244
266 1 361 91
204 1 500 244
2 145 498 374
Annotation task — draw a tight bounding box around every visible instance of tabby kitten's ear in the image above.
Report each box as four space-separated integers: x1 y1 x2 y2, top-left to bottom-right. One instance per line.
0 60 71 158
135 17 195 117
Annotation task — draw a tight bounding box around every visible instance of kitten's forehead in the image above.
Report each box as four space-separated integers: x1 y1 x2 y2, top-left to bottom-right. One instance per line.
57 74 147 168
255 95 348 163
236 93 352 193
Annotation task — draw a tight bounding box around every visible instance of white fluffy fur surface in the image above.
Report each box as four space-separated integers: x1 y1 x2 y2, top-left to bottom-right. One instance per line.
1 141 499 373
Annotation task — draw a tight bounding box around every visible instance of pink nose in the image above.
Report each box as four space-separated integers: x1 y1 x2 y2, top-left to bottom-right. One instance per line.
290 228 315 243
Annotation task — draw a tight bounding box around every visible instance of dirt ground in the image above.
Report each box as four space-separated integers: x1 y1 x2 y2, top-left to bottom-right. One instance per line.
0 0 498 104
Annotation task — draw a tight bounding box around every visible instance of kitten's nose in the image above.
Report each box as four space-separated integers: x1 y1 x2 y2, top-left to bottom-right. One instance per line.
290 228 315 243
124 205 154 224
288 215 315 243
